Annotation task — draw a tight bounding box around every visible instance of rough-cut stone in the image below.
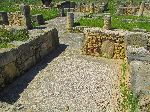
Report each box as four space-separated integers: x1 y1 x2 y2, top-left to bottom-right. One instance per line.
125 33 148 48
138 1 145 16
130 61 150 96
36 14 45 25
66 12 74 32
0 11 9 25
59 7 65 17
20 4 33 29
4 62 19 80
103 15 111 30
101 40 115 58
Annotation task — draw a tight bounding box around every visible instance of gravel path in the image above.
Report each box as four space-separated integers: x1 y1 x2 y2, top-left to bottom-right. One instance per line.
0 13 122 112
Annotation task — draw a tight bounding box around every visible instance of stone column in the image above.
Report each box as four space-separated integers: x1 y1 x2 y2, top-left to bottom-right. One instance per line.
0 11 9 25
59 7 65 17
66 12 74 32
90 3 95 13
103 15 111 30
20 4 33 30
138 1 145 16
36 14 45 25
116 5 124 15
79 3 82 12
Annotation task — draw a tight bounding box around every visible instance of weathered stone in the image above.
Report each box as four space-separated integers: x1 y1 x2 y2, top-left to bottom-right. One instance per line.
0 49 17 67
23 56 36 71
0 11 9 25
130 61 150 96
125 33 148 48
103 15 111 30
116 5 124 15
4 62 19 80
66 12 74 32
101 40 115 58
59 7 65 17
36 14 45 25
90 3 95 13
138 1 145 16
20 4 33 29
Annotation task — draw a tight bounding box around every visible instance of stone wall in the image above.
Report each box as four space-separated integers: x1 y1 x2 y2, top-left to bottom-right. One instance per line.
75 3 107 13
116 6 139 15
8 12 24 26
0 28 59 89
116 2 150 16
83 28 126 59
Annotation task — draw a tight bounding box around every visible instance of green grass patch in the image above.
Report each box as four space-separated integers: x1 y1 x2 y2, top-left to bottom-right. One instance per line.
0 28 29 48
31 8 59 21
77 15 150 31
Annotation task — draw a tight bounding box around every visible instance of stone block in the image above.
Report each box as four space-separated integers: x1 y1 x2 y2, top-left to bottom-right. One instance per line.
66 12 74 32
103 15 111 30
125 33 148 48
4 62 19 80
0 11 9 25
20 4 33 29
130 61 150 96
101 40 115 58
0 49 17 67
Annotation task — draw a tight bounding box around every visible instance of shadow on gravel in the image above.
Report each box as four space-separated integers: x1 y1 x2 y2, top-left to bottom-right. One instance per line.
0 44 68 104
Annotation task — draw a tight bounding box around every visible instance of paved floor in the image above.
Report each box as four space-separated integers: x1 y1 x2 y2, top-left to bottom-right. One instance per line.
0 13 123 112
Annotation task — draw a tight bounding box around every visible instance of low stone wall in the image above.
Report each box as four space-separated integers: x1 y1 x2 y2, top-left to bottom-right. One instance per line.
0 28 59 89
83 28 126 59
75 3 107 13
8 12 24 26
116 6 139 15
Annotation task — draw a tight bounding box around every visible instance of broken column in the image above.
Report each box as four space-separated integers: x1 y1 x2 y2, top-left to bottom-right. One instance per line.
59 7 65 17
66 12 74 32
138 1 145 16
20 4 33 29
79 3 82 12
0 11 9 25
90 3 95 13
36 14 45 25
103 15 111 30
116 5 124 15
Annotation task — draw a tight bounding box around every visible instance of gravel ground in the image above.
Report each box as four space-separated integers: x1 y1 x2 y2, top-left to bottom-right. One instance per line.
0 13 122 112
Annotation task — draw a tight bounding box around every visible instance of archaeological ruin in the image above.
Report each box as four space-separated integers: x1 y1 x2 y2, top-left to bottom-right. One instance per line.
0 0 150 111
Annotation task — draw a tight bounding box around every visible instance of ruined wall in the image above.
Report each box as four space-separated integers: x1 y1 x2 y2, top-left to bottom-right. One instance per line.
83 28 126 59
8 12 24 26
75 3 107 13
116 6 139 15
0 28 59 89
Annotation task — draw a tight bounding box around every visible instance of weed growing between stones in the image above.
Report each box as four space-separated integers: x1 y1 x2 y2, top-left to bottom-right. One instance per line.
120 63 139 112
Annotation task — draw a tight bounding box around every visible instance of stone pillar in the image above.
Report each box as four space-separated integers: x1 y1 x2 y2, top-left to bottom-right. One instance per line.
103 15 111 30
138 1 145 16
0 11 9 25
20 4 33 30
79 3 82 12
90 3 95 13
66 12 74 32
59 7 65 17
116 5 124 15
99 5 105 13
36 14 45 25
